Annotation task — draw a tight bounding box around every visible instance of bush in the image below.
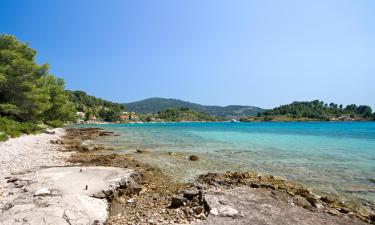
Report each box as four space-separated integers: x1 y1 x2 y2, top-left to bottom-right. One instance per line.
0 132 8 141
45 120 65 128
0 117 41 139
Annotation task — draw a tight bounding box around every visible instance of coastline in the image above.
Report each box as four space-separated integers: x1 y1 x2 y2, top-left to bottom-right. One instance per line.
0 127 374 224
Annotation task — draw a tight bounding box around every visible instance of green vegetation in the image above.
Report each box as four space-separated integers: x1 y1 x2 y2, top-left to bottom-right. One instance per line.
156 107 221 122
67 90 125 122
241 100 373 122
0 117 41 139
0 34 75 139
124 98 265 117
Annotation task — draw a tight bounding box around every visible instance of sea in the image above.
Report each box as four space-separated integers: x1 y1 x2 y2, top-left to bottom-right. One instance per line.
79 122 375 204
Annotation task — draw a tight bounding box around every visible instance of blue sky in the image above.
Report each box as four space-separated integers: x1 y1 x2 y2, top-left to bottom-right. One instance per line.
1 0 374 108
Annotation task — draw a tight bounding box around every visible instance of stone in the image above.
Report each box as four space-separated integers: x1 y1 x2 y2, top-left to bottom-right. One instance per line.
44 129 56 135
305 195 319 207
193 206 204 215
183 189 200 200
321 195 337 204
189 155 199 161
294 196 312 209
170 195 188 208
339 207 350 214
250 182 260 188
136 149 146 153
218 206 239 217
210 208 219 216
92 192 106 199
2 202 14 212
33 188 50 196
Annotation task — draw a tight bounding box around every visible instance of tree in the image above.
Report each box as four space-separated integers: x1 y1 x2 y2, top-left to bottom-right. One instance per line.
0 34 75 123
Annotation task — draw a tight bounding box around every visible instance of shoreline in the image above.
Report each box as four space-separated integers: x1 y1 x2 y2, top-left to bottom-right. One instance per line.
61 128 375 224
0 127 374 224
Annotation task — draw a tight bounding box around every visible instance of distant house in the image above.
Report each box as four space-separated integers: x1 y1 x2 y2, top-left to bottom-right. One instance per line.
76 111 85 118
130 112 139 120
119 111 139 120
120 112 130 120
89 115 97 122
120 114 130 120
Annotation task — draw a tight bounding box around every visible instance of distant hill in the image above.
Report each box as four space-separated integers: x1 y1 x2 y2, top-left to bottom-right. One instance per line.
123 98 265 117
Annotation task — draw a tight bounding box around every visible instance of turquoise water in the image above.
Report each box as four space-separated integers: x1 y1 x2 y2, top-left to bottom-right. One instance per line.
84 122 375 204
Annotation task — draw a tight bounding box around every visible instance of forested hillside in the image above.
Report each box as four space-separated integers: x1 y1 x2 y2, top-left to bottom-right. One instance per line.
67 90 124 122
124 98 265 117
259 100 374 120
156 107 221 122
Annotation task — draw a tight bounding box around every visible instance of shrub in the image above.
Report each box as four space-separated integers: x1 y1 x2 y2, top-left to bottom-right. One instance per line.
0 132 8 141
45 120 65 128
0 117 41 139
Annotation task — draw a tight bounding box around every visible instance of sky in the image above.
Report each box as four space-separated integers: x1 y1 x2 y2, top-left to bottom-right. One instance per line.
1 0 374 109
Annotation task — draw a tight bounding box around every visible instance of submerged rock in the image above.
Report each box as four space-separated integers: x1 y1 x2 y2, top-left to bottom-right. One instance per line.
189 155 199 161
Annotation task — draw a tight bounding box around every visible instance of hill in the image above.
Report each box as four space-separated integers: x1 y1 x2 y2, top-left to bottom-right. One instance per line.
244 100 374 121
67 90 124 122
155 107 220 122
123 98 265 118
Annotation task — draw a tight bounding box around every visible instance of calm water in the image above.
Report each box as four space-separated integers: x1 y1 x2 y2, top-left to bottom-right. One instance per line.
83 122 375 203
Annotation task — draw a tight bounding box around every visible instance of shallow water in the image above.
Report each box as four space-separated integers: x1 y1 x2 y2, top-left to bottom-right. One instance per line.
79 122 375 203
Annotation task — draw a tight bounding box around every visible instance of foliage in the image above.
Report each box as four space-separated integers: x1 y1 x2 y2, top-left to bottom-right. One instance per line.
259 100 373 120
0 131 8 141
0 116 41 138
67 90 124 122
124 98 265 117
0 34 75 124
157 107 221 122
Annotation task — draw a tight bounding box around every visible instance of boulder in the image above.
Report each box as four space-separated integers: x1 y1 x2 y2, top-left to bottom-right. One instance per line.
170 195 188 208
183 189 200 200
217 206 239 217
33 188 50 197
189 155 199 161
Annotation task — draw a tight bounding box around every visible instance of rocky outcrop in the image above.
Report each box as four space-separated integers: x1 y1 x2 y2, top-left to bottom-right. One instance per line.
0 166 137 225
189 172 375 224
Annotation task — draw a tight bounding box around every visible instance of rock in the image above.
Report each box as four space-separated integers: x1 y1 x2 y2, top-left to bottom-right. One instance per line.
250 182 260 188
44 129 56 135
294 196 312 209
339 207 350 214
0 167 136 225
305 195 319 207
218 200 228 205
191 196 199 203
33 188 50 196
91 192 106 199
189 155 199 161
183 189 200 200
2 202 14 212
170 195 188 208
217 206 239 217
136 149 147 153
321 195 337 204
6 178 18 183
193 206 204 215
210 208 219 216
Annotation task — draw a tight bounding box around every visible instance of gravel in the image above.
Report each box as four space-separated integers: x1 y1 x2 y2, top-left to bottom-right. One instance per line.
0 128 71 189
